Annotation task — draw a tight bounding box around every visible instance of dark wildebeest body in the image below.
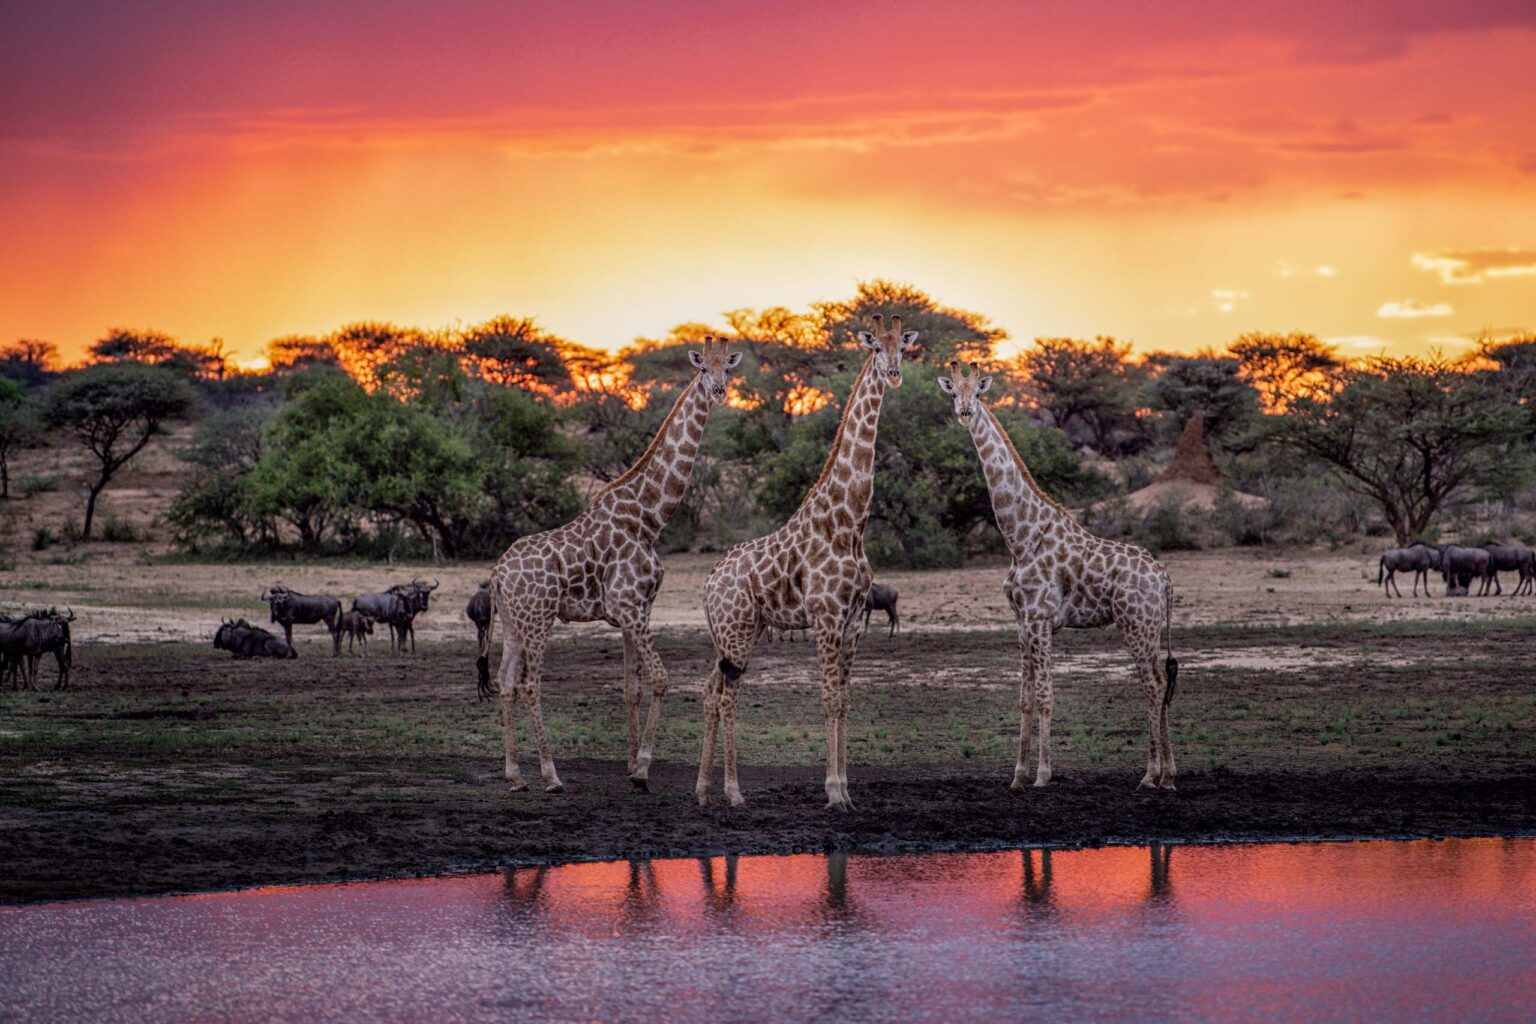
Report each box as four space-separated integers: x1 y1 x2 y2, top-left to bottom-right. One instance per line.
214 619 297 659
261 585 343 655
338 610 374 655
466 582 492 653
355 579 437 653
1377 542 1442 597
864 582 900 637
1478 543 1535 597
1440 545 1493 597
0 609 73 690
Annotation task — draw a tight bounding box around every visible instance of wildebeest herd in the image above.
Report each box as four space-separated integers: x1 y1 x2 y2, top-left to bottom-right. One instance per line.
1378 540 1536 598
0 608 73 690
220 579 443 659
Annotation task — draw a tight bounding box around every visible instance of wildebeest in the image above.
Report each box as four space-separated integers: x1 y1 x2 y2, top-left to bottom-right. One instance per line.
354 579 438 653
864 582 900 636
338 610 374 655
261 585 343 655
466 581 492 653
1440 545 1493 597
214 618 297 659
1377 541 1442 597
1478 542 1535 597
0 608 73 690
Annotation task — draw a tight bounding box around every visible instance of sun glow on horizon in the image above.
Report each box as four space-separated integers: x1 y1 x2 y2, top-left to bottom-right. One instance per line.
2 2 1533 366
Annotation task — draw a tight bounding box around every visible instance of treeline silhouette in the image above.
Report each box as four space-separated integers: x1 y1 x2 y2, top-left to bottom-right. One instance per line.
3 281 1534 561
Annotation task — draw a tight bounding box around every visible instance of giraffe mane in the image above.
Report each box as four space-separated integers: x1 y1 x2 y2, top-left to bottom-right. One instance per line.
599 354 707 495
981 403 1073 519
791 354 876 517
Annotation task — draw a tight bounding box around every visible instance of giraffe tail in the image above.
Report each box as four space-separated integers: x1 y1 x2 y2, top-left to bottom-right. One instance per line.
476 585 496 700
1162 579 1178 708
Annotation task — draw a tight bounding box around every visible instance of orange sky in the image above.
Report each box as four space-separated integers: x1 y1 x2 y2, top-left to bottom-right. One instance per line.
3 1 1534 366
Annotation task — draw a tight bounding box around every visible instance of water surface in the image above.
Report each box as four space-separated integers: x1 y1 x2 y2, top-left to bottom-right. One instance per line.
3 838 1533 1022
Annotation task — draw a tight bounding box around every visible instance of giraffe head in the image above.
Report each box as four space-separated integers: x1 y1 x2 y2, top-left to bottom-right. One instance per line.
856 314 918 388
936 360 993 419
687 336 744 406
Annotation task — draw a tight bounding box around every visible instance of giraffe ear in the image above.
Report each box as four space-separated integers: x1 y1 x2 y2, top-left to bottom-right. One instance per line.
688 350 705 369
724 351 743 370
857 331 878 351
977 375 993 394
937 376 955 395
901 330 919 349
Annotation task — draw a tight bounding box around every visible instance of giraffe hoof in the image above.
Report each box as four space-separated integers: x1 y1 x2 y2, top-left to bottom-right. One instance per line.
545 782 564 794
696 792 711 808
728 794 746 808
1158 779 1178 792
629 777 650 793
1138 776 1157 790
508 780 529 793
825 800 850 812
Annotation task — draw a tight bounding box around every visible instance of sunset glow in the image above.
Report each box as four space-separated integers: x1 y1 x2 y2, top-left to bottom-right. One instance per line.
3 1 1534 364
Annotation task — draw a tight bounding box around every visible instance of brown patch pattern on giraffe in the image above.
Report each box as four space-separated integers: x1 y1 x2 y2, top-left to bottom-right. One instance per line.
695 314 917 810
938 361 1179 791
478 338 743 793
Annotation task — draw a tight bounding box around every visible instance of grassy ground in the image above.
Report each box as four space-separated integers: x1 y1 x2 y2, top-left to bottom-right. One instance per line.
2 617 1533 903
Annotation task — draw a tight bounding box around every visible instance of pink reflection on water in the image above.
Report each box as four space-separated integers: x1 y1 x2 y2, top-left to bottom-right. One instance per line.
2 838 1534 1023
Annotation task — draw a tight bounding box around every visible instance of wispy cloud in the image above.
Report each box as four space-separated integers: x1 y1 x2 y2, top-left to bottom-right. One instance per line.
1377 299 1454 318
1212 288 1248 313
1411 248 1536 285
1277 261 1338 279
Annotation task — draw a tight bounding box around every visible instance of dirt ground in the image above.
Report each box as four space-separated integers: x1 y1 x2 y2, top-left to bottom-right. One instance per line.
2 603 1533 904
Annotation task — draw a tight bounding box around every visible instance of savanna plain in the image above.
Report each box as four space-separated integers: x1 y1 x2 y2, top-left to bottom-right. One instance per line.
2 546 1533 904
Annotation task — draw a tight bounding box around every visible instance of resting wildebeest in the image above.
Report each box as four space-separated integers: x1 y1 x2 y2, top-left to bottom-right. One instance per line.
261 585 343 655
0 608 74 690
466 581 492 653
1377 541 1442 597
338 610 374 655
1478 542 1535 597
354 579 438 653
1440 545 1493 597
864 582 900 636
214 618 297 659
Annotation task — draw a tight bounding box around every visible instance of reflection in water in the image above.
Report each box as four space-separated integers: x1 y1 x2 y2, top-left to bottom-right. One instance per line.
3 839 1535 1023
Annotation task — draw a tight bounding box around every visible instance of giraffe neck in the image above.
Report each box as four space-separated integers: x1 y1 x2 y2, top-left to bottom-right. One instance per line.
601 374 712 541
794 355 886 533
968 405 1073 553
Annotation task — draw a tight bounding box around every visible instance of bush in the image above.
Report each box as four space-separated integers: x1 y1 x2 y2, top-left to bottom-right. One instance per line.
31 526 55 551
1136 498 1202 553
101 515 143 543
19 474 59 497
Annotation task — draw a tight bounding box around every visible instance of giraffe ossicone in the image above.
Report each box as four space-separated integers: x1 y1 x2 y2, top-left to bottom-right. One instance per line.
478 336 743 794
695 313 917 810
937 360 1180 791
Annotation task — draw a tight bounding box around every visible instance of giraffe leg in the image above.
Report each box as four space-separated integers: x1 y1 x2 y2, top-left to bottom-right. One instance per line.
498 635 527 792
834 612 865 808
1011 617 1035 790
622 635 641 778
630 628 669 790
1135 657 1162 789
695 666 724 806
814 624 849 810
1025 618 1054 787
720 672 747 807
518 631 563 793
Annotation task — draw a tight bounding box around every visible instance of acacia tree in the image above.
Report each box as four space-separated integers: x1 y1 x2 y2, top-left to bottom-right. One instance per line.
44 364 193 538
1265 356 1529 545
1228 332 1339 411
1012 336 1144 453
0 377 42 499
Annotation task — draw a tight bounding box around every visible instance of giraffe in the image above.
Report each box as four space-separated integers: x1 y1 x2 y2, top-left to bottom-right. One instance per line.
478 337 743 793
694 314 917 810
937 361 1179 790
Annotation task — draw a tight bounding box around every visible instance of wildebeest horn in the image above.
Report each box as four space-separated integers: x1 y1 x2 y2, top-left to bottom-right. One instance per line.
260 588 271 601
62 607 74 622
427 578 439 591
